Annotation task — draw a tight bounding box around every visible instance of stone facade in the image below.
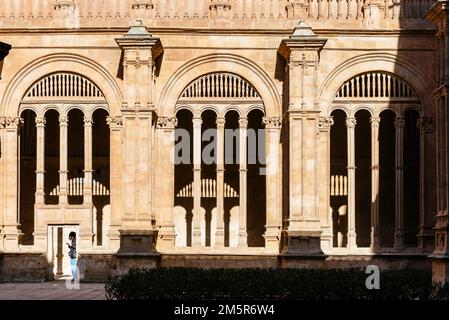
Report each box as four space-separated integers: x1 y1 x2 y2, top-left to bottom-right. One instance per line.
0 0 446 282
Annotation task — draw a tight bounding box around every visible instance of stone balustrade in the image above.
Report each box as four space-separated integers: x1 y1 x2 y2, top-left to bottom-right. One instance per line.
0 0 436 29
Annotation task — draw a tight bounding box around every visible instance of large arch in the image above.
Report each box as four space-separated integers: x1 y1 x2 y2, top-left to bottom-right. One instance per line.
319 53 433 116
158 53 282 118
1 53 122 117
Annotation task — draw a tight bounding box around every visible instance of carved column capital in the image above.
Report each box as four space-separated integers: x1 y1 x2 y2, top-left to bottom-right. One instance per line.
0 116 23 129
417 117 436 133
318 116 334 131
263 116 282 129
157 116 178 129
345 117 357 129
107 116 123 129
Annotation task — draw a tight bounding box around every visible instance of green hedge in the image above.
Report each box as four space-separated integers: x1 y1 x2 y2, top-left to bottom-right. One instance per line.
105 268 449 300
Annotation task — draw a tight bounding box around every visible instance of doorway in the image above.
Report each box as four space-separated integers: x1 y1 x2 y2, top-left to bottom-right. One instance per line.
47 225 79 279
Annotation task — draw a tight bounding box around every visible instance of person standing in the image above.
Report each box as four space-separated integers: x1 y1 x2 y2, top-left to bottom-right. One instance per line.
66 231 77 283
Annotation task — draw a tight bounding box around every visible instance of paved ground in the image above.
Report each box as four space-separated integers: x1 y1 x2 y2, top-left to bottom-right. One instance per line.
0 281 106 300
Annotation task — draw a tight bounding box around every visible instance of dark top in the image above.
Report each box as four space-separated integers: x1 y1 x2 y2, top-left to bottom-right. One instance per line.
68 239 77 259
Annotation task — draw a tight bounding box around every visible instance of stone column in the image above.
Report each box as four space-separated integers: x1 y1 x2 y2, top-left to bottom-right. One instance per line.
107 116 123 251
426 0 449 285
192 117 203 247
215 117 225 248
318 116 334 252
238 117 248 248
394 117 405 251
370 116 381 252
417 117 437 251
35 116 46 205
263 116 282 252
115 21 163 259
156 117 177 251
346 117 357 251
0 117 23 251
83 116 93 205
59 115 68 205
278 21 327 256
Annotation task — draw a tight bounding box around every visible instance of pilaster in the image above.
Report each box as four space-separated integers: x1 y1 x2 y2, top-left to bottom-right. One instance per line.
278 21 327 256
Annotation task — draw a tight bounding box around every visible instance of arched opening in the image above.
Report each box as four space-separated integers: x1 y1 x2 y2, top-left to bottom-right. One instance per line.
44 109 60 205
19 109 36 245
92 108 110 246
67 108 84 205
403 109 420 246
247 109 266 247
173 72 266 249
330 109 348 248
355 109 372 248
379 109 396 248
330 71 422 252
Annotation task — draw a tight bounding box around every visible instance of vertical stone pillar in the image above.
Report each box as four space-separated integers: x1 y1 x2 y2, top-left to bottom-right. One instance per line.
263 116 282 252
156 117 177 251
370 116 381 252
107 116 123 251
59 115 68 206
215 117 225 248
278 21 327 256
83 116 93 205
394 117 405 251
192 117 203 247
318 116 334 252
346 116 357 251
238 117 248 248
35 116 46 205
0 117 23 251
115 21 163 257
417 117 437 251
426 1 449 284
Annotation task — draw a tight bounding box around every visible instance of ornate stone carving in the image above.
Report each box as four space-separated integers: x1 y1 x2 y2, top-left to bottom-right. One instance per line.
157 116 178 129
262 116 282 129
238 118 248 128
345 117 357 128
83 116 94 126
370 116 381 127
106 116 123 128
35 116 46 127
59 116 68 125
0 116 23 129
417 117 436 133
318 116 334 130
394 117 405 129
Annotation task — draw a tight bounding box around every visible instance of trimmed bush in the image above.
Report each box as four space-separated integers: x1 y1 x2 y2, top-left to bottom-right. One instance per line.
105 268 449 300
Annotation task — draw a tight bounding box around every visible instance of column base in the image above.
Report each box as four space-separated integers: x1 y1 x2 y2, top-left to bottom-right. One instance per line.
1 227 23 251
431 255 449 285
192 229 202 247
264 226 280 252
281 230 324 256
394 232 405 251
117 229 159 254
418 228 435 252
106 226 121 252
238 231 248 248
214 229 225 248
157 226 176 251
320 226 333 253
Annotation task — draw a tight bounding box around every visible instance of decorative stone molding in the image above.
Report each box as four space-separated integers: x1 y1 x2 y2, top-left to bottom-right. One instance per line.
209 0 232 19
132 0 154 10
263 116 282 129
215 117 226 127
156 116 178 129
